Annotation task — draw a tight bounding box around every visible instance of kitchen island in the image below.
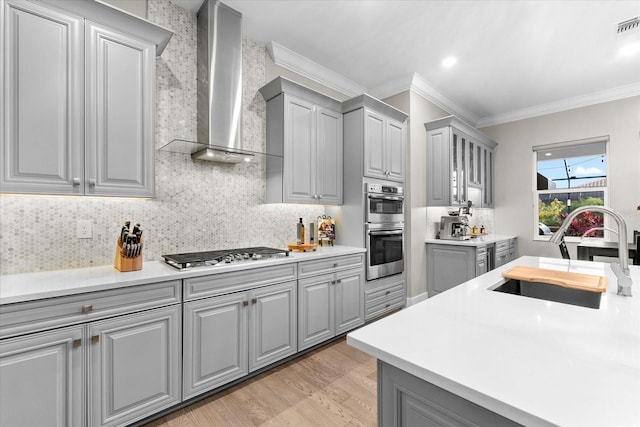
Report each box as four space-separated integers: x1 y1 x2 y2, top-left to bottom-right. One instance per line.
347 256 640 426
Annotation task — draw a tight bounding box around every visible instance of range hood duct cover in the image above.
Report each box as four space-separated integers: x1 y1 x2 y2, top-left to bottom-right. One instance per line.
195 0 249 163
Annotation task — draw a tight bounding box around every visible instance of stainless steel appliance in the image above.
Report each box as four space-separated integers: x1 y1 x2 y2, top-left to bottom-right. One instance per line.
365 223 404 280
162 247 289 269
439 215 470 241
365 183 404 224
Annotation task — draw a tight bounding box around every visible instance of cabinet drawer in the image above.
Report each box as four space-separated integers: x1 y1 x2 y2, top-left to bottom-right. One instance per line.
184 263 297 301
297 253 364 278
495 240 510 252
365 281 406 306
366 294 405 320
0 280 181 339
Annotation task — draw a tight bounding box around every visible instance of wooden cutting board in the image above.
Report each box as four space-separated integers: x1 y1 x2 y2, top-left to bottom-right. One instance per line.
502 266 607 293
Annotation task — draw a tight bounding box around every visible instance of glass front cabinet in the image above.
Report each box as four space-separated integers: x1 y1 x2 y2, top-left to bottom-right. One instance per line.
425 116 496 208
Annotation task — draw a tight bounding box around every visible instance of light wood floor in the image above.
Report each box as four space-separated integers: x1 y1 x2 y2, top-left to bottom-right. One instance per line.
143 338 377 427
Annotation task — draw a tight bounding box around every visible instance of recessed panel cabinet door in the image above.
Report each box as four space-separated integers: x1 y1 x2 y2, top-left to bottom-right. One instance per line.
298 273 335 351
284 96 315 203
85 21 155 197
248 281 297 372
334 268 364 334
363 110 386 180
88 305 181 427
316 107 343 204
1 0 83 194
183 293 248 400
385 118 405 182
0 326 83 427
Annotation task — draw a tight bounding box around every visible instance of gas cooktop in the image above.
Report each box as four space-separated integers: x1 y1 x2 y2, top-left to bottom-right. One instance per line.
162 247 289 270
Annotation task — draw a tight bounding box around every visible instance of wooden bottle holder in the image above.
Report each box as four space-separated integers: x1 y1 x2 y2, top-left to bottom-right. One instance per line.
114 238 143 272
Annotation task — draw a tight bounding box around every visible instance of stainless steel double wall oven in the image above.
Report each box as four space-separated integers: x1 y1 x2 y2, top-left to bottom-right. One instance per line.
365 183 405 280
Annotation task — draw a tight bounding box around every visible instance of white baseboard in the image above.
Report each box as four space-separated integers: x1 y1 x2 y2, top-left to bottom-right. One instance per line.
406 292 428 307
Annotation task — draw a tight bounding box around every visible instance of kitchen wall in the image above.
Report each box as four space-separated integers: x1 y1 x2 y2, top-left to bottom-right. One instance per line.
481 95 640 259
0 0 324 275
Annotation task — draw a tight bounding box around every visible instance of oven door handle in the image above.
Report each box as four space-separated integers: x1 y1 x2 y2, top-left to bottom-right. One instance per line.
368 195 403 201
368 229 404 236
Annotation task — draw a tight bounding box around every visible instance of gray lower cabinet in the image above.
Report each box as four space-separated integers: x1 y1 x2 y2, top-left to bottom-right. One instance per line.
0 325 84 427
1 0 163 197
298 255 365 351
0 280 182 427
427 240 517 296
88 305 181 427
426 244 477 296
183 281 297 400
378 361 520 427
364 276 406 321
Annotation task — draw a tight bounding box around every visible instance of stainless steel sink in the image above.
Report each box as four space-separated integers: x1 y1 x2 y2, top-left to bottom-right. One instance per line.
493 279 602 309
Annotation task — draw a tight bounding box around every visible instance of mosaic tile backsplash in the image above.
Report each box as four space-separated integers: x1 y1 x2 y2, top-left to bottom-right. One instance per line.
0 0 324 274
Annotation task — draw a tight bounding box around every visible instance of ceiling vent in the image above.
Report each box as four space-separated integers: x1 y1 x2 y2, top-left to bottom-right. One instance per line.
617 17 639 34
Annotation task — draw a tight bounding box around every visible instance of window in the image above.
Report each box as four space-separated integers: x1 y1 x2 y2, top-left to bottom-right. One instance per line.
533 137 608 240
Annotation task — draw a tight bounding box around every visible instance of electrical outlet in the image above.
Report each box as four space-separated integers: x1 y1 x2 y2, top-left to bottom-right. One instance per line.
76 220 92 239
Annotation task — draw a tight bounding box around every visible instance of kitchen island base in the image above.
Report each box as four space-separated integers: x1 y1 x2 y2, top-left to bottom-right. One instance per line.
378 361 520 427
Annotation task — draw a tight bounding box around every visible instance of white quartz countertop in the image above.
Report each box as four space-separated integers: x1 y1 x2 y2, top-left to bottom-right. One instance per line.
0 246 365 305
348 256 640 427
425 234 516 246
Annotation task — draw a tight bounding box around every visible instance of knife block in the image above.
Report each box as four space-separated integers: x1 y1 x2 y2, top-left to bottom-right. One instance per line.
114 239 143 272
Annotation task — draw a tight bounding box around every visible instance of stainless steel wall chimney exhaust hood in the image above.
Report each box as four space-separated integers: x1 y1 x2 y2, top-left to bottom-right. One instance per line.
193 0 249 163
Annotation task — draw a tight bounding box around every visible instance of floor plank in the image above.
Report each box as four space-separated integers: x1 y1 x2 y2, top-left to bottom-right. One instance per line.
143 338 377 427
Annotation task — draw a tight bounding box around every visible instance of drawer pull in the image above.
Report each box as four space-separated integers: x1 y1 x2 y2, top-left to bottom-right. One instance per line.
81 305 93 314
385 290 391 295
72 339 82 348
91 335 100 344
385 303 390 308
333 263 338 268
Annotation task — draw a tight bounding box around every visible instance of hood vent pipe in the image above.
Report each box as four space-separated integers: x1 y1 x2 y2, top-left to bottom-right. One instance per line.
193 0 253 163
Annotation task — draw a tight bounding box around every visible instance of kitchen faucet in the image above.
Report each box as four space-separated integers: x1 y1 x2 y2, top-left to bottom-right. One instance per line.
549 206 633 296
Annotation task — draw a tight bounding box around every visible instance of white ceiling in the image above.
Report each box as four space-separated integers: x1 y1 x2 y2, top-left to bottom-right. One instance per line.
171 0 640 126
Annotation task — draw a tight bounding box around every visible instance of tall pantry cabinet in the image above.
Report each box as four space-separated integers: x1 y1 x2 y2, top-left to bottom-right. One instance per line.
0 0 171 197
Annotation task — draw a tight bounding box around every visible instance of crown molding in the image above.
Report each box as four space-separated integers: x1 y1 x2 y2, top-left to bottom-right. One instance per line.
408 73 481 126
266 41 366 98
369 73 480 126
476 82 640 128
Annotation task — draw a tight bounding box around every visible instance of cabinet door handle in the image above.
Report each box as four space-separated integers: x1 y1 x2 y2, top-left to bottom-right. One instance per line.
81 305 93 313
72 177 81 186
331 280 336 285
72 339 82 348
385 290 391 295
242 300 249 307
336 279 342 284
385 303 390 308
333 263 338 268
251 298 257 304
88 179 96 186
91 335 100 344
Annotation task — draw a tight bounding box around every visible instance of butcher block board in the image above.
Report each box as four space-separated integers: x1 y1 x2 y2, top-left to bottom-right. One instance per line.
288 242 318 252
502 266 607 293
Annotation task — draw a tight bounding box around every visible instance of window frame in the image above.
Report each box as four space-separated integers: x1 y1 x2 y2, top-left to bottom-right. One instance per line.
532 136 610 242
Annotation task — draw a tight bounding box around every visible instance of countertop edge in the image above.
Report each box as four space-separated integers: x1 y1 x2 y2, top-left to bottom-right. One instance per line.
0 246 366 305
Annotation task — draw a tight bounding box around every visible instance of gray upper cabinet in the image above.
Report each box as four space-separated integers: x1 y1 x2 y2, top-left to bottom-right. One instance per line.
260 77 343 205
1 0 84 195
85 21 155 197
344 95 408 183
0 0 171 197
425 116 496 207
